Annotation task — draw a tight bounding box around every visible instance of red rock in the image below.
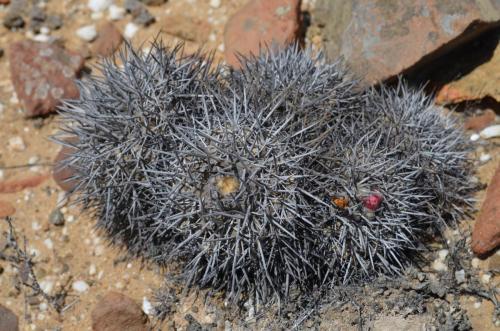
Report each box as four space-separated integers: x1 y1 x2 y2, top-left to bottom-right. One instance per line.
224 0 301 68
313 0 500 84
435 85 473 105
0 0 11 5
161 15 211 43
0 303 19 331
0 201 16 218
0 173 49 193
472 163 500 255
9 40 84 117
463 109 496 131
91 22 124 58
91 292 150 331
53 141 79 192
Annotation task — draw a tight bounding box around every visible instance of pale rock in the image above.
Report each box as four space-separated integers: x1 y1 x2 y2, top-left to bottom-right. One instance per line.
470 133 480 141
480 125 500 139
8 136 26 151
76 25 98 42
438 249 448 260
479 153 491 163
89 264 97 276
209 0 221 8
108 5 125 20
43 238 54 250
88 0 113 12
481 273 491 284
124 22 139 39
432 259 448 272
73 280 90 293
454 269 465 284
142 297 153 315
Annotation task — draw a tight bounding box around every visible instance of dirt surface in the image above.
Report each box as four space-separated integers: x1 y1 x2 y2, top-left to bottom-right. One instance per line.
0 1 499 330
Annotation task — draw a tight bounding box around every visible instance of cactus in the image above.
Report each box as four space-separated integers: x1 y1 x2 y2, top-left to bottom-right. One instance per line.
55 42 474 304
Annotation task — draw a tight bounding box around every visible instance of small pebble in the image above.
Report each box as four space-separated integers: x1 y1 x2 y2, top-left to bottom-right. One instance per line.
43 238 53 250
481 273 491 284
94 245 105 256
124 22 139 39
88 0 113 12
8 136 26 151
39 279 54 294
479 153 491 163
480 125 500 139
471 257 480 268
114 281 125 290
455 269 466 284
89 264 97 276
49 209 65 226
470 133 480 141
438 249 448 260
474 301 482 309
142 297 153 315
209 0 221 8
32 222 42 231
66 215 75 223
90 11 104 20
76 25 98 42
39 302 48 311
0 170 3 180
40 27 50 35
10 93 19 105
72 280 89 293
108 5 125 20
432 259 448 272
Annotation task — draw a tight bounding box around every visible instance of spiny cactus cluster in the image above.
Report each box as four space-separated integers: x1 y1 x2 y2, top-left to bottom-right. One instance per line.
55 42 475 303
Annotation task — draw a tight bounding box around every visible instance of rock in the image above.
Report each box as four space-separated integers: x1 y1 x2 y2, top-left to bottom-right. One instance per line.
49 209 65 226
124 22 139 39
472 163 500 255
29 5 46 33
108 5 125 20
46 14 63 30
313 0 500 84
436 39 500 104
3 11 24 29
91 292 150 331
53 140 79 192
0 173 49 193
134 8 155 26
9 40 84 117
88 0 113 12
464 109 496 131
0 200 16 218
0 303 19 331
224 0 301 67
480 125 500 139
77 25 98 42
91 22 123 57
0 0 11 5
2 0 26 29
455 269 466 284
124 0 142 13
72 280 90 293
7 136 26 151
125 0 155 26
210 0 221 8
161 14 211 43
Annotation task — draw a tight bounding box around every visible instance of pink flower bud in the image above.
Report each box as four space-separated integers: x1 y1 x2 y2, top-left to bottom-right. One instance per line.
362 193 383 211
